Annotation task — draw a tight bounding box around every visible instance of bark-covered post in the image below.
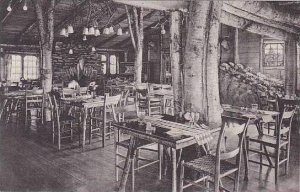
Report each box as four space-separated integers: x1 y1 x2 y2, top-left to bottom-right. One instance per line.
32 0 55 93
125 5 144 84
170 11 183 116
183 1 223 125
285 35 297 96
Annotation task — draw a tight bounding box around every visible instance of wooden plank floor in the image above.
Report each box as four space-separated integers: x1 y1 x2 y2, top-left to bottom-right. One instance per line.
0 120 299 192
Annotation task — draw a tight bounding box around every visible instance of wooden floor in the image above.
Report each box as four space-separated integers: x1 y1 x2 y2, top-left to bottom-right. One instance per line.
0 120 299 192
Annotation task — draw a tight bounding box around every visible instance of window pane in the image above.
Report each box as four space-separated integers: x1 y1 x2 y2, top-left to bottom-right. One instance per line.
110 55 117 74
263 42 284 67
10 55 22 82
24 56 39 80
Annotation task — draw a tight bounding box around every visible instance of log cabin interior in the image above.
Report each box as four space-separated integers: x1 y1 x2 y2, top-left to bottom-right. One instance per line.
0 1 299 192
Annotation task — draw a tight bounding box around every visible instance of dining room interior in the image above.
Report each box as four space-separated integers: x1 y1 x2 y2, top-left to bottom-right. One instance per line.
0 0 299 192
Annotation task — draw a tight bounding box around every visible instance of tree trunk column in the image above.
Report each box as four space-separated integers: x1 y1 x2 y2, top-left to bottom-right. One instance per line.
183 1 222 125
285 35 297 96
170 11 183 115
43 48 53 93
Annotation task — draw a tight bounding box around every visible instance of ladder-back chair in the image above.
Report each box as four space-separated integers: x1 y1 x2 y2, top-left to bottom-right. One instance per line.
179 115 250 192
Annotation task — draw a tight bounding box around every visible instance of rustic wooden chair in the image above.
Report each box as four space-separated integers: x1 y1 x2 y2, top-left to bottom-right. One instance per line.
135 84 162 116
25 90 44 129
61 88 77 98
89 94 121 147
247 107 295 183
179 115 250 192
113 103 162 192
48 93 79 150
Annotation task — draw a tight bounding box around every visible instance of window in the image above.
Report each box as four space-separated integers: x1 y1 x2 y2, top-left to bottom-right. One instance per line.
8 54 39 82
263 40 285 67
24 56 39 80
10 55 22 82
98 53 119 75
109 55 118 74
100 54 107 74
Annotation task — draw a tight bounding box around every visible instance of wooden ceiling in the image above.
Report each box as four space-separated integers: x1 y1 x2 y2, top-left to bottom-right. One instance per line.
0 0 166 48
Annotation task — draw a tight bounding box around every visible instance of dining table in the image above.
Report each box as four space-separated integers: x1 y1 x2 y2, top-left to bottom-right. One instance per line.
222 105 280 180
151 89 174 115
113 116 214 192
60 95 104 150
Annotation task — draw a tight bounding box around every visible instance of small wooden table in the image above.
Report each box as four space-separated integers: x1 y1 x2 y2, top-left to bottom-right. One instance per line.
61 96 104 150
223 106 280 180
113 116 213 192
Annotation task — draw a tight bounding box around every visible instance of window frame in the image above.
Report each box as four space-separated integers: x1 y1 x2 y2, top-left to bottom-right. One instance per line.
98 52 119 76
262 39 285 69
6 53 40 82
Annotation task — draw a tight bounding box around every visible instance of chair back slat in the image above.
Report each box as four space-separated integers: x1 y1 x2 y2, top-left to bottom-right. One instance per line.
220 148 240 160
282 110 294 119
278 108 295 136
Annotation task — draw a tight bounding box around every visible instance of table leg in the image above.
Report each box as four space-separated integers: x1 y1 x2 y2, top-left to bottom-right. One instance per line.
82 107 88 151
118 136 137 192
171 148 177 192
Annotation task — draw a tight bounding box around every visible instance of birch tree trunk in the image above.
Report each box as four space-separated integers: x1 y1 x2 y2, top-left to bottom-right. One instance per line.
126 6 144 84
285 35 297 96
184 1 223 125
33 0 55 93
170 11 183 116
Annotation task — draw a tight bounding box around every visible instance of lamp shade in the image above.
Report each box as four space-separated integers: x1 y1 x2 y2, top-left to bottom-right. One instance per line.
109 26 114 33
69 49 73 54
117 28 123 36
88 27 95 35
23 5 28 11
60 28 67 36
7 5 12 12
103 28 110 35
67 25 74 34
83 35 87 41
83 27 89 35
91 47 96 52
95 29 100 36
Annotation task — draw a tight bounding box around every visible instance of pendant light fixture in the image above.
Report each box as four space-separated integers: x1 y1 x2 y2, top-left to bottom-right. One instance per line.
109 26 114 33
161 25 166 35
103 27 110 35
95 29 100 36
88 26 95 35
117 27 123 36
69 48 73 54
83 35 87 41
60 28 67 36
91 47 96 52
7 0 12 12
23 0 28 11
83 27 89 35
67 25 74 34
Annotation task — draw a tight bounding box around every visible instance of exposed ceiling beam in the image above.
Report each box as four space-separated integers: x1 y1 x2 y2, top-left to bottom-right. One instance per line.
113 0 188 11
225 1 300 29
221 11 289 40
1 0 20 24
18 0 64 42
112 17 166 48
95 10 157 47
223 3 300 34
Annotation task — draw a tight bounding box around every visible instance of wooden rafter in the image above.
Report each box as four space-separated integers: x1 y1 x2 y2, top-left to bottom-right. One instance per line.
95 10 157 47
1 0 20 24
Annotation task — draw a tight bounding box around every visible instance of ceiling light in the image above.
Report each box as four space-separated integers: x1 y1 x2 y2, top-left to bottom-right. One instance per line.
60 28 67 36
161 25 166 35
67 25 74 34
88 27 95 35
95 29 100 36
109 26 114 33
125 31 129 35
23 0 27 11
69 49 73 54
83 27 89 35
91 47 96 52
83 35 87 41
7 2 12 12
103 28 110 35
117 28 123 36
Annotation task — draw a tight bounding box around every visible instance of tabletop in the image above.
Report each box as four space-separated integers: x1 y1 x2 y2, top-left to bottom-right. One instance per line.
61 96 104 108
113 116 213 149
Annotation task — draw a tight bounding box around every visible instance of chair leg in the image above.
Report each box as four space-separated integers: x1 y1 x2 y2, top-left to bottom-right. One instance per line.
58 127 61 150
102 124 105 147
285 143 290 175
260 143 263 170
115 129 119 182
136 149 140 172
131 159 135 192
158 144 162 180
275 148 279 184
234 171 239 192
179 160 184 192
